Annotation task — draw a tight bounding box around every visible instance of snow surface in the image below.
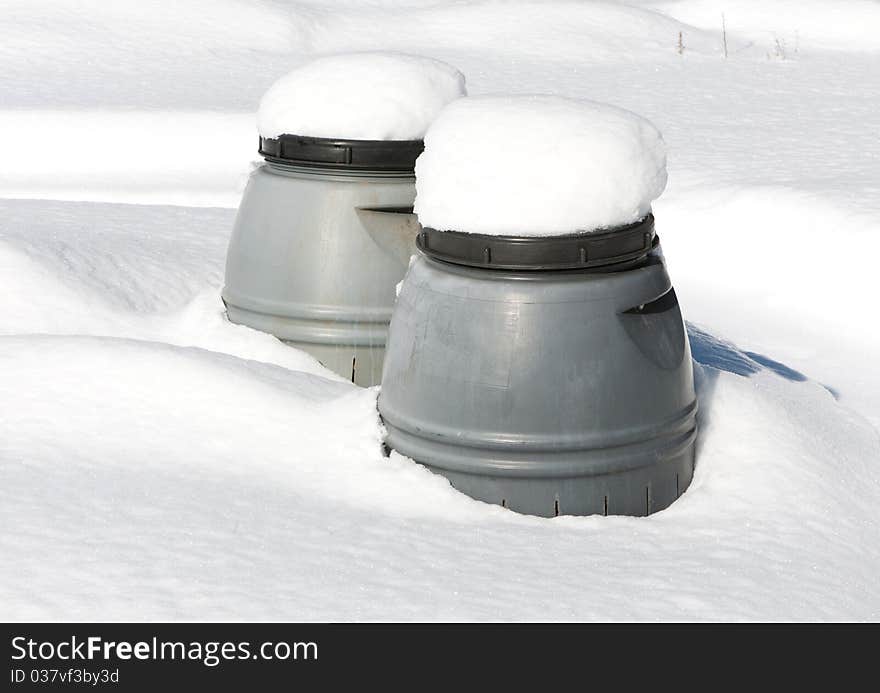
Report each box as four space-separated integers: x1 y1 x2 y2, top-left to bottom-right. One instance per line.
257 52 466 140
414 95 667 234
1 0 880 621
648 0 880 52
0 112 255 208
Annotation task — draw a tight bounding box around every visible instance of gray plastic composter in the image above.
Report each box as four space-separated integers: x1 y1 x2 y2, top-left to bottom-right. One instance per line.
378 216 698 517
222 135 423 386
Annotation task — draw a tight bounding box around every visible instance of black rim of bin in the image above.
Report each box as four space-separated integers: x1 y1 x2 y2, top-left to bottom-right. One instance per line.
417 214 657 271
259 135 424 171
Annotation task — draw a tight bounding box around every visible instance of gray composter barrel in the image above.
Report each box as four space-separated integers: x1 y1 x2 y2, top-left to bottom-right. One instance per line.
378 218 698 517
222 135 422 386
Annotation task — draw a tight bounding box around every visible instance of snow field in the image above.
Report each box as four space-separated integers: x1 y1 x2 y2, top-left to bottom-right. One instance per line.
1 0 879 620
647 0 880 52
1 330 877 620
0 197 878 620
0 112 256 208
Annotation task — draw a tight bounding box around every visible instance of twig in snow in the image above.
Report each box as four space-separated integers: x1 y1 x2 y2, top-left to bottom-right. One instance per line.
722 13 728 58
770 35 788 60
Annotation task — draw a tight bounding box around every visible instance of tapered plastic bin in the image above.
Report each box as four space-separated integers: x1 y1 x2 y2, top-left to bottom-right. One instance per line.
222 135 423 386
378 216 698 517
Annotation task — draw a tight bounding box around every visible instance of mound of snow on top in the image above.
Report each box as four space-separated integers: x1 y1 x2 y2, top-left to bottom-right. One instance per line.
258 52 466 140
414 95 667 236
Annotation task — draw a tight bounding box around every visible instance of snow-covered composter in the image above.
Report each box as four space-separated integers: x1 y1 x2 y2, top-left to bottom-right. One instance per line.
222 53 466 386
378 96 698 517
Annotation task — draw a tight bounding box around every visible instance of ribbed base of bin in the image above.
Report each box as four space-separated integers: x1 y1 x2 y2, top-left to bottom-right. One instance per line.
383 412 696 517
441 449 694 517
224 301 387 387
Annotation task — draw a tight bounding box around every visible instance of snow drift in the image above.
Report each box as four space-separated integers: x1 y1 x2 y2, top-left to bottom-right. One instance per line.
1 328 878 620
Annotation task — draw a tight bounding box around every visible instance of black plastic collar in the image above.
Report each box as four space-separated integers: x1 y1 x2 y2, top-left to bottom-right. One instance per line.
417 215 656 271
259 135 423 171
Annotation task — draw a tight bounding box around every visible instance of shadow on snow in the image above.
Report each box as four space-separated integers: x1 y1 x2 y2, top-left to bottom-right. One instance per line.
687 322 808 382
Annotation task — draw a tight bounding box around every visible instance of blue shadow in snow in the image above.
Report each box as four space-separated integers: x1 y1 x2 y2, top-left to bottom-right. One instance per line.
686 323 808 383
743 351 808 382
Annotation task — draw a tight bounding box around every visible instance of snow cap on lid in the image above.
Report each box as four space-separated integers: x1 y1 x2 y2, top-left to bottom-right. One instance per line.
414 95 668 236
258 52 467 141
